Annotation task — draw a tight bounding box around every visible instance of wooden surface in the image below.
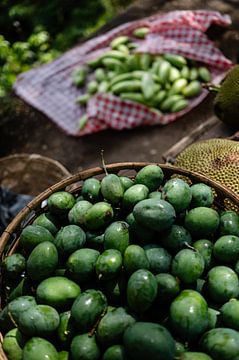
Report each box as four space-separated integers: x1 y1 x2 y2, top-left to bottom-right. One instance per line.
1 0 239 173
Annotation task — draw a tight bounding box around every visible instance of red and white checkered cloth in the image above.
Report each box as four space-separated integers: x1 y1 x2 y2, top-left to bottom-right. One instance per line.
14 10 233 136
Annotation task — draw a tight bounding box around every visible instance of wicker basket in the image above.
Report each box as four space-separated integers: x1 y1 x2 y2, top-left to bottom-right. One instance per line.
0 153 71 196
1 162 239 360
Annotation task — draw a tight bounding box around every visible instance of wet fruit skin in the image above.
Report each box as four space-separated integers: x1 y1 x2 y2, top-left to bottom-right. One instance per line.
162 178 192 212
104 221 130 254
193 240 213 270
70 334 100 360
184 207 219 238
171 249 204 284
22 337 59 360
213 235 239 263
220 211 239 236
96 249 122 281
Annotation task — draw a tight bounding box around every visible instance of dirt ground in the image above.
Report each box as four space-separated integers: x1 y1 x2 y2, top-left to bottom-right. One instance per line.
1 0 239 175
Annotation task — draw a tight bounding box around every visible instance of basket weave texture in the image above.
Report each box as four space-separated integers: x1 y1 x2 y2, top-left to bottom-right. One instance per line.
1 162 239 359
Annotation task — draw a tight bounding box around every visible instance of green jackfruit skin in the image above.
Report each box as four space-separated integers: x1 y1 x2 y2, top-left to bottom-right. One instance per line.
214 65 239 127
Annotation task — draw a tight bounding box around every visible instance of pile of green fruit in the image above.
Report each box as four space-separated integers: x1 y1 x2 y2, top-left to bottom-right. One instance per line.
72 29 211 129
1 164 239 360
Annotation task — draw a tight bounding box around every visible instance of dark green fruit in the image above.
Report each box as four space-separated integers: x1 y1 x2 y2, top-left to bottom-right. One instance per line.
104 221 129 254
148 191 162 199
57 311 75 347
96 249 122 281
190 183 214 208
36 276 81 308
2 253 26 280
8 278 33 302
184 207 219 238
120 176 134 190
102 345 127 360
103 275 127 305
123 322 175 360
144 244 172 274
48 191 75 215
33 212 59 235
161 225 192 253
71 289 107 332
180 352 213 360
19 225 54 252
126 212 155 245
54 225 86 258
96 307 135 347
170 290 208 341
101 174 124 205
122 184 149 211
22 337 58 360
133 199 176 232
18 304 60 337
155 273 180 303
213 235 239 263
26 241 58 282
66 248 100 283
135 165 164 192
206 266 239 303
162 178 192 212
172 249 204 283
220 211 239 236
123 245 149 275
59 351 69 360
200 328 239 360
207 307 220 329
68 200 92 226
193 239 213 270
82 178 101 203
85 202 114 230
70 334 100 360
221 299 239 330
127 269 157 313
2 328 26 360
86 231 104 251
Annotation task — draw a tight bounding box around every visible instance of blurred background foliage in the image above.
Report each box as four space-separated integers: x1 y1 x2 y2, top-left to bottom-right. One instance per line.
0 0 133 96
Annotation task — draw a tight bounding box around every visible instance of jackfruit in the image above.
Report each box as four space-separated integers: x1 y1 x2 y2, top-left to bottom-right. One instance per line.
175 138 239 197
213 65 239 127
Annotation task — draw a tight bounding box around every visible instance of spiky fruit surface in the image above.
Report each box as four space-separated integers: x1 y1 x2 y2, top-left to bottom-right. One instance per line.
175 139 239 195
214 65 239 127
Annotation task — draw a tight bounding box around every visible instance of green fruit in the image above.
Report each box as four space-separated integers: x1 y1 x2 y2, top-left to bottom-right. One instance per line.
96 307 135 347
36 276 81 308
200 328 239 360
70 334 100 360
82 178 101 203
206 266 239 303
71 289 107 332
102 345 127 360
133 199 176 232
8 278 33 302
135 165 164 192
19 225 54 252
162 178 192 212
68 200 92 226
184 207 219 238
127 269 157 313
123 321 175 360
96 249 122 281
220 211 239 236
122 184 149 211
0 296 36 332
103 275 127 305
85 202 114 230
22 337 58 360
2 328 26 360
33 212 59 235
18 304 60 337
123 245 150 275
221 299 239 330
126 213 155 245
190 183 214 208
2 253 26 280
48 191 75 215
161 225 192 253
193 239 213 270
175 342 186 356
155 273 180 303
59 351 69 360
86 232 104 251
172 249 204 283
170 290 208 341
27 241 58 281
180 352 213 360
101 174 124 205
104 221 129 254
207 307 220 330
57 311 75 346
148 191 162 199
144 245 172 274
213 235 239 263
54 225 86 257
119 176 134 190
66 248 100 283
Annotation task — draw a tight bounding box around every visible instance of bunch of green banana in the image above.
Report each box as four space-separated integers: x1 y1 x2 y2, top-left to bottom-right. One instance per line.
72 28 211 130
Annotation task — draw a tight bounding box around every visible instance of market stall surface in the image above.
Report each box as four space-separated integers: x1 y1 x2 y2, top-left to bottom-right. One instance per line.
1 0 239 174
